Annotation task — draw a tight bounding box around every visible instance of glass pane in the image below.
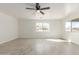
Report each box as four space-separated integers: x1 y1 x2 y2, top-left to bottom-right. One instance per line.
36 23 42 32
72 21 79 32
65 21 71 32
42 23 49 32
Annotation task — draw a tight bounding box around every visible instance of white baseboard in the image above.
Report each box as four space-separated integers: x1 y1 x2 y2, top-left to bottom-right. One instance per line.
0 37 18 44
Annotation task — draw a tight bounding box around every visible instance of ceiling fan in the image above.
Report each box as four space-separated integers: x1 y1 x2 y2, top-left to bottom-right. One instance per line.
26 3 50 15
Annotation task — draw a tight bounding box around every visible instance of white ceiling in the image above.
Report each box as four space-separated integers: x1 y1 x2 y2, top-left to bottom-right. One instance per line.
0 3 79 20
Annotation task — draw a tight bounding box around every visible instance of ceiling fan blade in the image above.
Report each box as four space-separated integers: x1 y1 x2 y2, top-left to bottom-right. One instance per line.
26 8 35 10
40 11 44 15
40 7 50 10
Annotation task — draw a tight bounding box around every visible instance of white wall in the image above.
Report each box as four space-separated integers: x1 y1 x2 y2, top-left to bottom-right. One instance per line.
19 19 63 39
0 12 18 44
69 32 79 44
64 31 79 44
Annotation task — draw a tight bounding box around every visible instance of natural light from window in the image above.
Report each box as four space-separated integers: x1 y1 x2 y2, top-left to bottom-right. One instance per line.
65 20 79 32
65 21 71 32
72 21 79 32
36 23 50 32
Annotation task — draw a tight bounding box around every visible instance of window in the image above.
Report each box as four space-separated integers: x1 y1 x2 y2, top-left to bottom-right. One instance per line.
36 23 49 32
65 21 71 32
65 20 79 32
72 21 79 32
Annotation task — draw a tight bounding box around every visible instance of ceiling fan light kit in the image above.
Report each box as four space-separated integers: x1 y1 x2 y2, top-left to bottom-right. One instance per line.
37 10 40 13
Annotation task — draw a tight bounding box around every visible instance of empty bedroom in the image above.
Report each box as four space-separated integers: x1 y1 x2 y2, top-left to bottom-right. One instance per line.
0 3 79 55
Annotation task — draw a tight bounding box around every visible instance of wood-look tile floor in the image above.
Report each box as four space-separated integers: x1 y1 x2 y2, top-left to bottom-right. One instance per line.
0 38 79 55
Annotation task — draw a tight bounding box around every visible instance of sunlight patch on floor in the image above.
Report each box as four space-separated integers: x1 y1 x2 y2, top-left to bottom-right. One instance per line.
46 39 67 42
